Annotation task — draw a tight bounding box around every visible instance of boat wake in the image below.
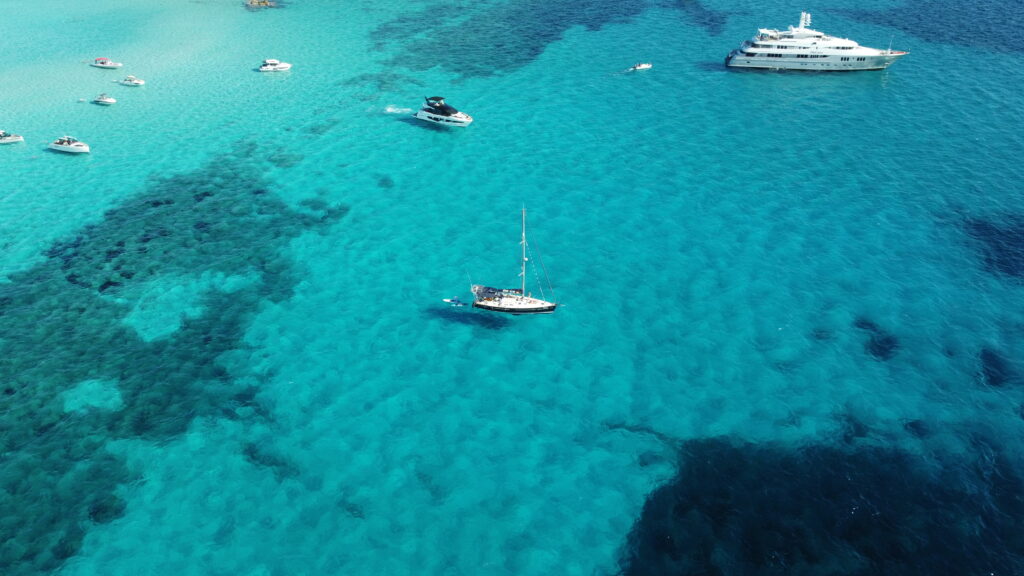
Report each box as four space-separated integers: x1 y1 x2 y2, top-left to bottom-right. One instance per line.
384 105 413 114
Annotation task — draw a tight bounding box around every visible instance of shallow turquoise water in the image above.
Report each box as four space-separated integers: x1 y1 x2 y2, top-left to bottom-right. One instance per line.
2 0 1024 574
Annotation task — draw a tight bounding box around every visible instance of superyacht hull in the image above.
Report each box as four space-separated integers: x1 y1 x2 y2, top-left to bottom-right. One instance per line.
726 52 906 71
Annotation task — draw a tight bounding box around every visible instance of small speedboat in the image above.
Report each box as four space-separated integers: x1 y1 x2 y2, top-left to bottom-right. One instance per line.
628 62 653 71
0 130 25 144
413 96 473 127
49 136 90 154
91 57 123 69
120 75 145 86
258 59 292 72
93 93 117 105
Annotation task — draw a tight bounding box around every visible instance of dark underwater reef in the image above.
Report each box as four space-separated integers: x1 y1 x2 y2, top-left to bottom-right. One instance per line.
841 0 1024 54
371 0 648 78
0 143 345 575
618 438 1024 575
851 318 899 361
964 217 1024 281
370 0 731 79
674 0 727 36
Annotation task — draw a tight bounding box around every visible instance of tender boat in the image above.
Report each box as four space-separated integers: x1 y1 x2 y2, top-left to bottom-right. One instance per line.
414 96 473 127
258 59 292 72
91 57 123 69
48 136 90 154
120 75 145 86
93 93 117 105
628 62 653 71
0 130 25 144
245 0 277 8
725 12 908 71
471 209 557 315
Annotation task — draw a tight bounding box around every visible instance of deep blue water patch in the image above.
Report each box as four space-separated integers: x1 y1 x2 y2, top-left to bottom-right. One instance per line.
902 418 930 438
305 118 342 135
340 72 424 92
837 409 870 444
372 0 648 77
964 217 1024 280
243 442 299 480
979 347 1019 387
377 174 395 188
840 0 1024 53
853 317 899 361
619 438 1024 575
673 0 727 36
0 144 346 575
268 151 305 168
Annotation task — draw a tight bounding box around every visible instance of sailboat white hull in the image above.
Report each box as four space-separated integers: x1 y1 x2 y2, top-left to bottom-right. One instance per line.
470 209 557 316
471 286 556 315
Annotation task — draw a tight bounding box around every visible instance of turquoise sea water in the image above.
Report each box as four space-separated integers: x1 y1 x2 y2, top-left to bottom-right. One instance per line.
3 0 1024 574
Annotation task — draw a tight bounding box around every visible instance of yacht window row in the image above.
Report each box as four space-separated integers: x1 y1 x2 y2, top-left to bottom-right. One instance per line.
750 43 855 50
739 52 829 58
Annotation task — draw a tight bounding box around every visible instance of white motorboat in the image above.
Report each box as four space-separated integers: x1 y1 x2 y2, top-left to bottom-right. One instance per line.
48 136 90 154
414 96 473 127
93 93 117 105
91 57 123 69
120 75 145 86
725 12 908 71
628 62 653 71
0 130 25 144
471 209 557 315
258 59 292 72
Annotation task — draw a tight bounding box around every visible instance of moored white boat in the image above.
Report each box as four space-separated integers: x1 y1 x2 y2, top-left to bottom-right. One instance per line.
120 75 145 86
0 130 25 144
414 96 473 127
49 136 90 154
258 59 292 72
91 57 123 69
725 12 907 71
471 209 557 315
628 62 653 71
93 93 116 105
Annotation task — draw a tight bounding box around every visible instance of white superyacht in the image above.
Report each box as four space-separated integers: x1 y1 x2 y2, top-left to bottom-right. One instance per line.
725 12 907 71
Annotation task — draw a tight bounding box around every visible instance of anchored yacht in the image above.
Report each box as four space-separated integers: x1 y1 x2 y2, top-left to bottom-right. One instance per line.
414 96 473 127
49 136 90 154
471 209 557 315
725 12 907 71
93 93 117 105
120 75 145 86
0 130 24 144
258 59 292 72
91 57 123 69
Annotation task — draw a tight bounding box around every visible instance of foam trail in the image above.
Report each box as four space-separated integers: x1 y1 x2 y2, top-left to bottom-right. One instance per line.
384 105 413 114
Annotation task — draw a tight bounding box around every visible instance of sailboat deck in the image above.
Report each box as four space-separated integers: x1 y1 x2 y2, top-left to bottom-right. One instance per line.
471 285 556 314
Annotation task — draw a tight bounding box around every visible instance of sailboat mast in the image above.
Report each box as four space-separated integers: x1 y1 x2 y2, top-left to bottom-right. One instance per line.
521 208 527 295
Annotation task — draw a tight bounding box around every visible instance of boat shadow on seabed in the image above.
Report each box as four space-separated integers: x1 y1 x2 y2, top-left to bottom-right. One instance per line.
423 305 511 330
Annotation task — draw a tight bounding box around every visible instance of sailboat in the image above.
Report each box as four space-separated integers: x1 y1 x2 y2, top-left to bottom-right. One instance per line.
471 209 557 315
